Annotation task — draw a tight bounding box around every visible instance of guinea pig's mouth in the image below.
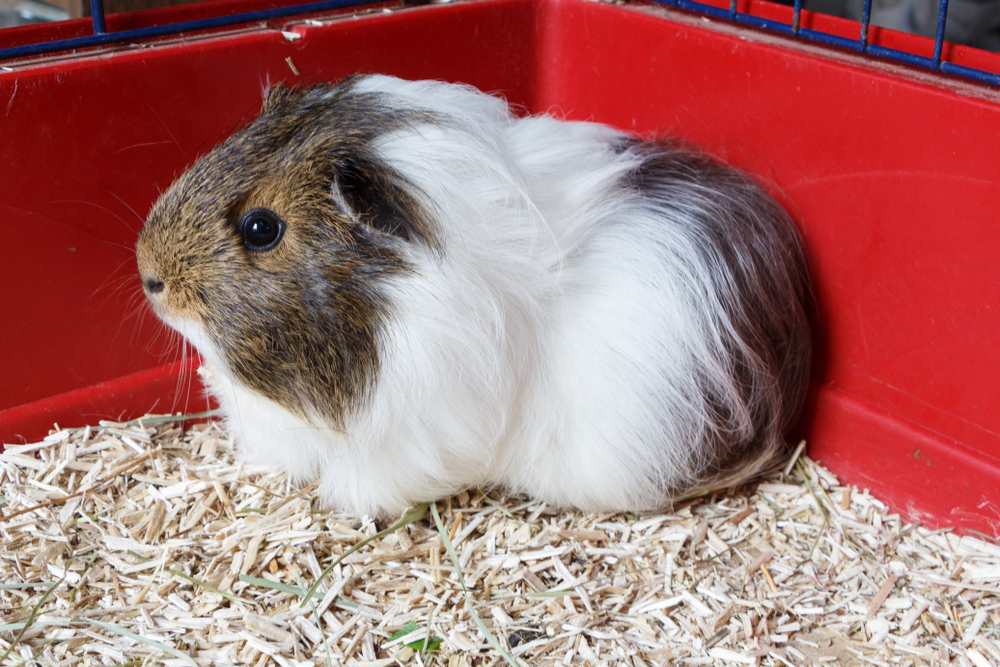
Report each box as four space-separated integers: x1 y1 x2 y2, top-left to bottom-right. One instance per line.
138 272 197 325
137 280 226 372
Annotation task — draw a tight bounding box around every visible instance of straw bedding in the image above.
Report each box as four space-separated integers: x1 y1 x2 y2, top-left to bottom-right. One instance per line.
2 417 999 666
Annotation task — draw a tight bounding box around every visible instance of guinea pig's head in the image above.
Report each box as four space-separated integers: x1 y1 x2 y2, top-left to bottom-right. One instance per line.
136 79 435 427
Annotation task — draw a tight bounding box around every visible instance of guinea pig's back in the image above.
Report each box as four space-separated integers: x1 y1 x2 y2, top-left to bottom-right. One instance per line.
340 77 808 512
496 120 811 510
490 121 705 509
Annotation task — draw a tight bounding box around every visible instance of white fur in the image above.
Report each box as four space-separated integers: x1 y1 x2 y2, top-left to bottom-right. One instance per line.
180 76 805 517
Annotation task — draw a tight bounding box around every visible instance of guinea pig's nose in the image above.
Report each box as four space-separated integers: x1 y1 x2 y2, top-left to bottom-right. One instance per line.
144 276 165 295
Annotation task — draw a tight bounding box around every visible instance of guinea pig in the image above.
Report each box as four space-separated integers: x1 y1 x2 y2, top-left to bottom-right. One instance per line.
136 74 812 518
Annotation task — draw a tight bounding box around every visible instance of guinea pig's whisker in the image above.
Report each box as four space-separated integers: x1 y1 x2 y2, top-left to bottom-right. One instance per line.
144 316 179 362
113 140 181 154
121 289 156 348
172 337 194 415
90 258 139 304
106 190 146 233
95 239 137 254
54 198 139 240
145 103 188 161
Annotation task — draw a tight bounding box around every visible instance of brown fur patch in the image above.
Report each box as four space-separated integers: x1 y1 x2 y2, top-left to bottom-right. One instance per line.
136 78 436 428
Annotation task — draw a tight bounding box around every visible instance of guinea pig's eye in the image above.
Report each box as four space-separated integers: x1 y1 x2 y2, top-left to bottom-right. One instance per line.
240 208 285 251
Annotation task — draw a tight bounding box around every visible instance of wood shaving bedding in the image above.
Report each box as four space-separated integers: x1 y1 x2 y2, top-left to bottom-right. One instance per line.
1 418 999 666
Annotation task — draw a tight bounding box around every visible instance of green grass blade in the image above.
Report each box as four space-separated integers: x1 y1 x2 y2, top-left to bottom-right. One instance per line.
481 496 514 518
390 621 421 641
489 588 576 600
795 459 829 566
418 608 440 654
67 410 222 432
239 574 306 597
83 619 198 667
294 572 334 667
390 619 441 652
300 502 429 607
128 552 247 606
0 569 67 664
7 630 63 667
0 619 74 632
431 503 519 667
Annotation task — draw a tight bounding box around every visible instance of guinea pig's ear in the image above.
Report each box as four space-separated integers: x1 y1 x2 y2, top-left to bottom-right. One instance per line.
262 83 294 114
333 155 432 245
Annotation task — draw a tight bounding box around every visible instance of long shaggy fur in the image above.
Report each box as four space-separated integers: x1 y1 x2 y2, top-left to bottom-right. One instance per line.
136 75 812 517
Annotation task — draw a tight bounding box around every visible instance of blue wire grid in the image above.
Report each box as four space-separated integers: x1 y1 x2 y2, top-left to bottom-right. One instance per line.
661 0 997 84
0 0 996 87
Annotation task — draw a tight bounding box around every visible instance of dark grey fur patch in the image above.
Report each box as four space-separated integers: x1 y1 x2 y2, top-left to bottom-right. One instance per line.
625 141 813 485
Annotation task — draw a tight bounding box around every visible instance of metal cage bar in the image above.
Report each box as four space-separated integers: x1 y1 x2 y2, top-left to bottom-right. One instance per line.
664 0 997 85
0 0 376 60
859 0 871 52
0 0 995 88
932 0 950 69
89 0 106 34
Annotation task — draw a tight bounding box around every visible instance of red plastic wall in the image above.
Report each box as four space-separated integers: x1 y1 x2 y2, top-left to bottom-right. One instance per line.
2 0 999 533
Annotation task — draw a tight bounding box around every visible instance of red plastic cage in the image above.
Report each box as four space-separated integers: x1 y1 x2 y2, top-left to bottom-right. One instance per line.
2 0 999 534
